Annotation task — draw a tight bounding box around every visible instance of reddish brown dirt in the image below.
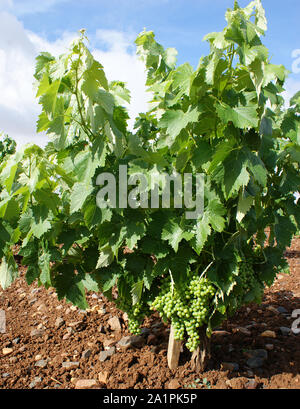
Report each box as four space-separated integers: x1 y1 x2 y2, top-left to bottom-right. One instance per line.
0 237 299 389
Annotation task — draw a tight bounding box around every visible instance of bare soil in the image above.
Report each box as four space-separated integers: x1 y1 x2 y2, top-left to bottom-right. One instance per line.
0 237 299 389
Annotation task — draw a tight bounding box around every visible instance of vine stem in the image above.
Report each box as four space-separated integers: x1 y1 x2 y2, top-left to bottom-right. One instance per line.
199 261 214 279
219 44 235 99
73 50 95 141
191 326 211 372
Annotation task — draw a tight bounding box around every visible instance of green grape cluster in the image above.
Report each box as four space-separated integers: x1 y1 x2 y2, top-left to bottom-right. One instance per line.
151 274 216 352
116 296 149 335
128 302 150 335
235 260 264 307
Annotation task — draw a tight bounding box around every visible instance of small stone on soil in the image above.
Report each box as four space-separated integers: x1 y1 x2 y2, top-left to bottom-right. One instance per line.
67 321 85 332
2 348 13 356
31 289 39 295
232 326 251 336
266 306 279 314
260 330 276 338
55 317 65 329
279 326 291 336
103 339 116 348
277 306 288 314
117 335 145 349
245 349 268 360
29 376 42 389
30 328 45 338
246 379 258 389
166 379 181 389
61 361 80 370
98 371 109 385
34 359 48 369
75 379 97 389
81 349 92 359
221 362 239 371
246 357 265 369
66 327 75 334
212 330 231 336
37 304 47 312
107 316 121 331
99 347 115 362
265 344 274 350
245 349 268 369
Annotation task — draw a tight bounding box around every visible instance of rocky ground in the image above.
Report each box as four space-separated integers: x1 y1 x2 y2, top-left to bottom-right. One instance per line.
0 237 299 389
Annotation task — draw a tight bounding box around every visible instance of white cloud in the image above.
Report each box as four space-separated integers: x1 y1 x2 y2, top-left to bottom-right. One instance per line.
0 12 41 146
282 77 300 106
0 12 149 147
93 29 149 129
95 29 135 53
28 30 78 56
0 0 13 10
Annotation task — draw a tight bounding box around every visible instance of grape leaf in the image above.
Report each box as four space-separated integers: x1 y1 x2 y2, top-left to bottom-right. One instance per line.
216 103 259 129
159 107 199 141
0 254 18 290
70 182 94 214
161 218 194 252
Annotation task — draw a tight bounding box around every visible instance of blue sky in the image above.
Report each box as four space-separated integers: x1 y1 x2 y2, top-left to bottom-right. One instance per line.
12 0 300 69
0 0 299 146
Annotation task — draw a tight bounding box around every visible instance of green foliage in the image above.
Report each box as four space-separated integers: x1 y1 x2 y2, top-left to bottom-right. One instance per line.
185 377 211 389
0 133 16 163
0 1 299 353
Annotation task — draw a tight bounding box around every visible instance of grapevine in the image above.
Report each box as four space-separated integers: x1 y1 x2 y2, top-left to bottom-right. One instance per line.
0 0 299 366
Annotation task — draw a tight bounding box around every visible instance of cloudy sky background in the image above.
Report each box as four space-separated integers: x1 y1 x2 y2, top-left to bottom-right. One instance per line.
0 0 299 147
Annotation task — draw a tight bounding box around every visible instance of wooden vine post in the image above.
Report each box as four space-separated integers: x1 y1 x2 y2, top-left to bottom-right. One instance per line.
167 325 211 371
167 325 182 370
